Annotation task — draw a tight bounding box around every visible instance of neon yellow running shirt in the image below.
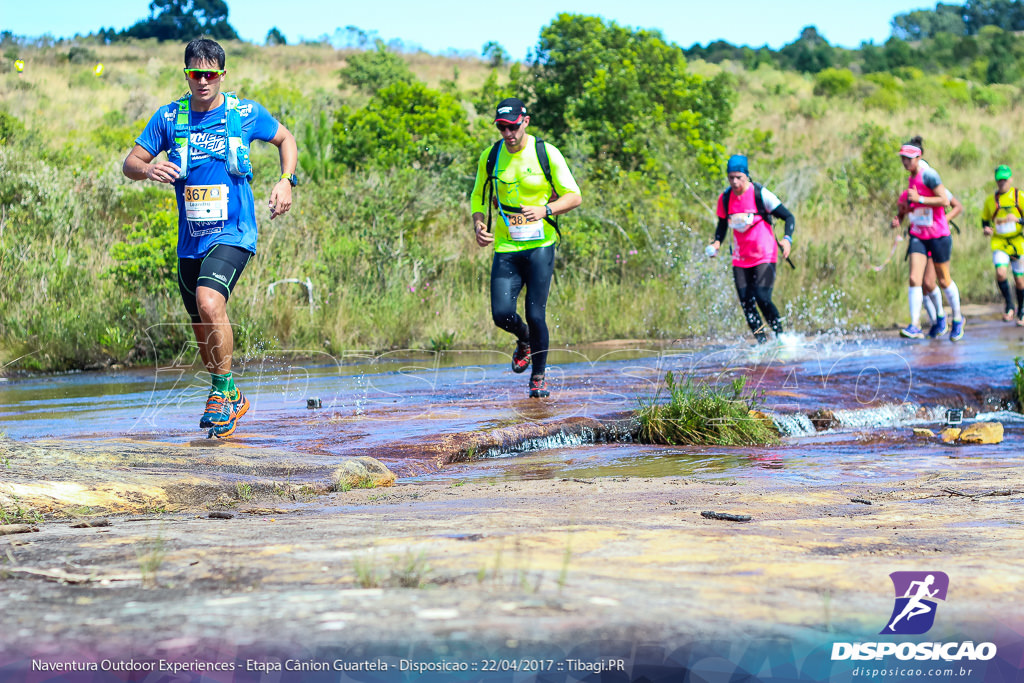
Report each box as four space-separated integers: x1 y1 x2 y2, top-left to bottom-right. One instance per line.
470 134 581 253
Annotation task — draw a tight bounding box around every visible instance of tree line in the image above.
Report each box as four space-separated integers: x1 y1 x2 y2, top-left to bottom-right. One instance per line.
684 0 1024 84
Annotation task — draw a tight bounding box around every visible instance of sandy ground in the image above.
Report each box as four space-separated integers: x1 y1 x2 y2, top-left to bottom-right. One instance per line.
2 433 1023 680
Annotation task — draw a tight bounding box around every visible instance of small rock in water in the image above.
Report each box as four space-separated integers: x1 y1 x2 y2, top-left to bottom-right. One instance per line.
912 428 935 438
958 422 1003 445
940 427 962 443
809 409 839 431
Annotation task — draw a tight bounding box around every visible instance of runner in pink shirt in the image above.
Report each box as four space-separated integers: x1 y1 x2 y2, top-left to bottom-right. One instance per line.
708 155 795 344
890 136 964 341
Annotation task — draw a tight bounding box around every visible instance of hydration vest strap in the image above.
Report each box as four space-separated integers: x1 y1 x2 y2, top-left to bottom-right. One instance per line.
170 92 251 180
173 95 191 179
483 138 561 241
223 93 252 180
720 183 772 226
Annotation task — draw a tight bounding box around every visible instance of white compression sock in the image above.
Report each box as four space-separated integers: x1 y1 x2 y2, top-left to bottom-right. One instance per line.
943 282 962 321
928 288 945 319
922 293 937 325
909 286 923 327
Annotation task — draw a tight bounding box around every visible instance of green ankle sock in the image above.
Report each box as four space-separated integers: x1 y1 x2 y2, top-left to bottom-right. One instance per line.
210 372 235 397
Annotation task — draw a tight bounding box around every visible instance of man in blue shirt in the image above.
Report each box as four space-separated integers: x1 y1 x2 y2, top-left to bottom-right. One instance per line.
122 38 298 437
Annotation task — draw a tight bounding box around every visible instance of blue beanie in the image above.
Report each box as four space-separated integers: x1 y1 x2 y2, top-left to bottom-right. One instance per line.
727 154 749 175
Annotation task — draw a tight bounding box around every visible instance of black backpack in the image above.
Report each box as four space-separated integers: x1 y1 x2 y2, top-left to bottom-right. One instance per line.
720 182 772 226
483 138 560 240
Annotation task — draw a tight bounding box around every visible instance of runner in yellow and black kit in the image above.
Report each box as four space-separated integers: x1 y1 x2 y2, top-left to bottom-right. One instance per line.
981 165 1024 326
470 98 582 398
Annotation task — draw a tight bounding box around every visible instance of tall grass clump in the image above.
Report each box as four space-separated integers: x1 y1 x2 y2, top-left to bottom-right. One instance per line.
1013 357 1024 412
636 372 780 446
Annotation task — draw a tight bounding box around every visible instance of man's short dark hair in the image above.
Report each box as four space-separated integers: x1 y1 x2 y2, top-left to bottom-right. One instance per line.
184 38 226 69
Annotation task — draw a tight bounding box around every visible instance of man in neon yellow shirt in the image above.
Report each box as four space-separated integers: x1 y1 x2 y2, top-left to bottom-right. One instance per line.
981 164 1024 325
470 98 582 398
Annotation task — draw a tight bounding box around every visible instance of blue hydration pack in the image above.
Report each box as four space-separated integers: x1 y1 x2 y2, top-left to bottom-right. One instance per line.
169 92 252 181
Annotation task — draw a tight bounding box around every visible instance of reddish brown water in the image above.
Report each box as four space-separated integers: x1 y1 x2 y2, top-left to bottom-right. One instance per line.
2 320 1021 482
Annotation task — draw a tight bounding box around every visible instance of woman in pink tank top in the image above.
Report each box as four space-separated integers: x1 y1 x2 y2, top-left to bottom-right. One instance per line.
708 155 795 344
890 136 964 341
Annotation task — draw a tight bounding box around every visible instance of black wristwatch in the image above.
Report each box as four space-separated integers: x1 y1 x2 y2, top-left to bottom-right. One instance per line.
281 173 298 187
545 204 552 217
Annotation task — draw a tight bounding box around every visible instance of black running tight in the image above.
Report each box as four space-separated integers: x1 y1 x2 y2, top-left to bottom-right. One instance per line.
733 262 783 337
490 245 555 377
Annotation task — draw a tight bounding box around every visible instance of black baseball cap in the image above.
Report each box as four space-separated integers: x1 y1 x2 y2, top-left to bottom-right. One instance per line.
495 98 527 124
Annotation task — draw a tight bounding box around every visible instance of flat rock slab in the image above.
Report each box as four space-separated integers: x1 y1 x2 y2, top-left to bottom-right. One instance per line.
1 438 1023 660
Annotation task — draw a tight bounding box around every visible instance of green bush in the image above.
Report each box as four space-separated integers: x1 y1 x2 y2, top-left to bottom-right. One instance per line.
530 14 733 181
67 46 97 64
863 87 905 112
971 84 1009 110
864 72 901 91
941 78 971 104
636 372 779 446
0 108 25 144
832 122 903 208
946 139 982 170
813 67 855 97
332 80 473 171
339 41 416 95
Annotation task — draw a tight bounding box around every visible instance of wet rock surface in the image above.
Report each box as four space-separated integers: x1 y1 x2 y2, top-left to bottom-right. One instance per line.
3 328 1024 664
1 435 1023 659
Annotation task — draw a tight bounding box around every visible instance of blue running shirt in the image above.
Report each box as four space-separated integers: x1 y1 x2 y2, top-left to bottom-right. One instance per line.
136 98 280 258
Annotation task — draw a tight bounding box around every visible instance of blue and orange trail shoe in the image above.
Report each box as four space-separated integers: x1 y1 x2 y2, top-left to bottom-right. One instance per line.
950 318 965 342
900 324 925 339
200 391 231 429
926 316 947 339
529 375 550 399
512 341 531 374
204 390 250 439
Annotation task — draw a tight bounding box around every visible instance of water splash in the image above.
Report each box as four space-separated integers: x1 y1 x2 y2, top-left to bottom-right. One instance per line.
479 425 633 459
771 412 816 436
831 404 947 430
973 410 1024 423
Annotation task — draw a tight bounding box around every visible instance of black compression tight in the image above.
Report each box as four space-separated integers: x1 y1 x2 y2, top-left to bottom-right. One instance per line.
490 245 555 377
733 263 783 337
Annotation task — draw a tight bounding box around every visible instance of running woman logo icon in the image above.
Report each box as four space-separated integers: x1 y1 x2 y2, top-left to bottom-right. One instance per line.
881 571 949 635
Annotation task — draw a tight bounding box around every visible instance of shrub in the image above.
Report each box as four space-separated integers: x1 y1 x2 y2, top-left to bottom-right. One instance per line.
0 108 25 144
863 88 905 112
339 40 416 95
333 80 473 171
636 372 779 446
946 139 982 170
530 13 733 181
971 84 1009 110
813 67 855 97
941 78 971 104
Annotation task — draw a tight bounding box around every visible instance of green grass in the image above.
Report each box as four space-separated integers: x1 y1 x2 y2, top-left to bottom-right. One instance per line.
1013 357 1024 411
0 498 44 525
235 482 254 501
1 43 1017 372
352 549 431 588
636 372 780 446
137 533 166 588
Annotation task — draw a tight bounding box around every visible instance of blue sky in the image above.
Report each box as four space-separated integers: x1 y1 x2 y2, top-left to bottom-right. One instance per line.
7 0 933 59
